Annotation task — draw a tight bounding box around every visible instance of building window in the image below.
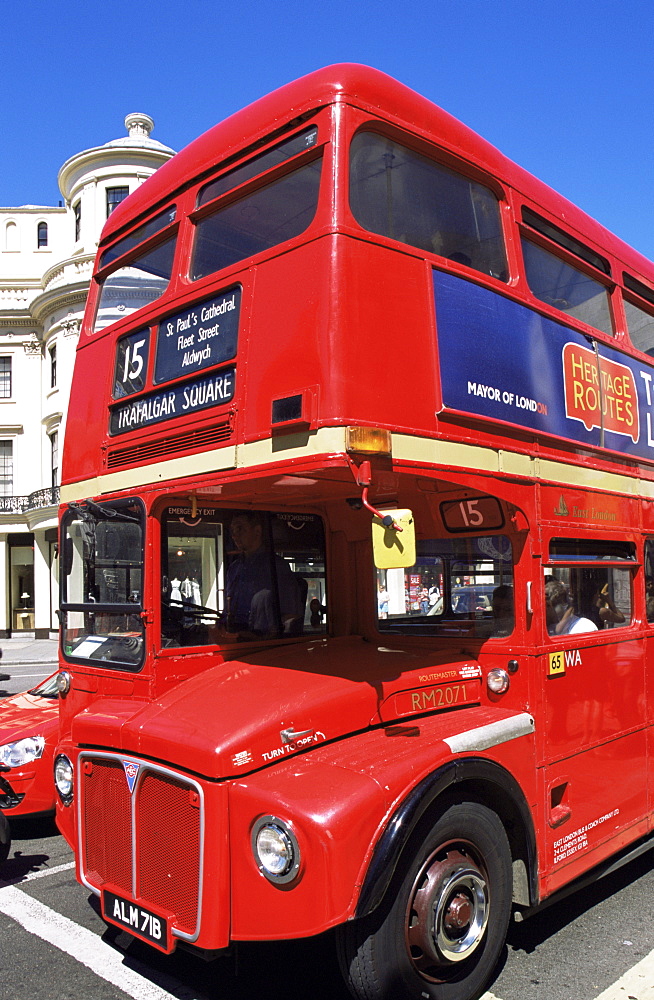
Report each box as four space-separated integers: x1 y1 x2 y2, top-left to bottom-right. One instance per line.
0 358 12 398
50 431 58 487
107 186 129 218
5 221 18 251
49 345 57 388
73 202 81 242
37 222 48 248
0 441 13 496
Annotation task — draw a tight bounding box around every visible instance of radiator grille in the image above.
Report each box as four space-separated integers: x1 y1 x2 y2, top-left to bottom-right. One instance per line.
136 771 201 933
80 754 202 938
82 758 132 893
106 419 233 469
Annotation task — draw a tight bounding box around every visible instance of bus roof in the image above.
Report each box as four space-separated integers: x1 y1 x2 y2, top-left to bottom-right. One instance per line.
103 63 652 282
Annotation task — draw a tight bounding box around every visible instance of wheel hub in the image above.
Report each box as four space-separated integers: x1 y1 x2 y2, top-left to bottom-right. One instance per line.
406 845 490 979
443 892 473 934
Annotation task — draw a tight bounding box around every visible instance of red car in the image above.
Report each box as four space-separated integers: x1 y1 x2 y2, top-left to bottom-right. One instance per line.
0 672 59 819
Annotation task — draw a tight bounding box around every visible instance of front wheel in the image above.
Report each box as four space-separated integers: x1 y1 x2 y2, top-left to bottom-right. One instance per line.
338 801 512 1000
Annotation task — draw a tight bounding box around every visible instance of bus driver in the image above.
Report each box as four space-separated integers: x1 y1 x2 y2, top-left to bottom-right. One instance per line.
223 512 304 637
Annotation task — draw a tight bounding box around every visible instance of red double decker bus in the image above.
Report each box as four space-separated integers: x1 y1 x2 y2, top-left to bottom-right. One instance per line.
55 65 654 1000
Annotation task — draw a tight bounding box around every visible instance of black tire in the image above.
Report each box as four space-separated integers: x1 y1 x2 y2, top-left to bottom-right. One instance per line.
337 801 512 1000
0 811 11 865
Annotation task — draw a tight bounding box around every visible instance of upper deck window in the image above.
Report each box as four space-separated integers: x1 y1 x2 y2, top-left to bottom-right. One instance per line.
623 274 654 356
522 208 610 274
197 126 318 206
94 237 177 332
94 208 178 333
99 207 177 269
521 238 613 336
349 131 507 282
191 157 323 281
624 300 654 356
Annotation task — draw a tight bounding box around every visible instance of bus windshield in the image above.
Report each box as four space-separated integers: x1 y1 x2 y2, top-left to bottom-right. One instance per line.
161 506 327 646
60 499 144 669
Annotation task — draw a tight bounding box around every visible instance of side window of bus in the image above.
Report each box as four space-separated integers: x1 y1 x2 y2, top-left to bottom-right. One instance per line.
644 539 654 623
624 298 654 357
544 539 633 638
521 238 613 336
376 534 513 639
349 131 507 283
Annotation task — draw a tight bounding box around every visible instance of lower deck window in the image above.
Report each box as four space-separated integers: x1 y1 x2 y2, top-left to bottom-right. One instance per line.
545 539 633 636
377 534 513 639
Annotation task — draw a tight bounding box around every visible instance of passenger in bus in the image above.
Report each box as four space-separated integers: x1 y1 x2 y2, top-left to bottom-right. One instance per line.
591 584 626 628
545 579 598 635
646 577 654 622
223 512 303 637
577 574 626 629
491 585 514 637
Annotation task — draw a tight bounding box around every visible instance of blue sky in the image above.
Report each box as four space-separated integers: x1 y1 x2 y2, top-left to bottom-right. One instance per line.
2 0 653 259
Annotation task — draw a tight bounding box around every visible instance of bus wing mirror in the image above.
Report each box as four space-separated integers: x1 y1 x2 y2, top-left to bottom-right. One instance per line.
372 509 415 569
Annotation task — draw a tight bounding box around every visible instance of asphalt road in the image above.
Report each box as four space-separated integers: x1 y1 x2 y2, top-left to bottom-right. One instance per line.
0 814 653 1000
0 658 57 697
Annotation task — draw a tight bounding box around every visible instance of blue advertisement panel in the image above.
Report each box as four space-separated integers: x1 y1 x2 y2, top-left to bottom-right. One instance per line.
154 287 240 384
434 270 654 463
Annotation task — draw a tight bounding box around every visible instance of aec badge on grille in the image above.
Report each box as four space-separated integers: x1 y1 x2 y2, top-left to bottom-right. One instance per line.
122 760 140 793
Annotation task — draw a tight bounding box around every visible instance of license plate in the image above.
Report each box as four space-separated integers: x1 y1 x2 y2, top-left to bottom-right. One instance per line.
102 890 171 952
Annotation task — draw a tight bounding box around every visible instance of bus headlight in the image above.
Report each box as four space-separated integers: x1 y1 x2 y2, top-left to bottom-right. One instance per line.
251 816 301 884
0 736 45 768
487 668 510 695
56 671 71 696
54 754 74 804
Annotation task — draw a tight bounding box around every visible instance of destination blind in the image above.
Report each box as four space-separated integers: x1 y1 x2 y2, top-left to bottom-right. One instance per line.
154 287 240 383
109 367 235 435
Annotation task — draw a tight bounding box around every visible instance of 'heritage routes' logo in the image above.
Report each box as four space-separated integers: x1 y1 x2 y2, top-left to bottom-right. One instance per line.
562 343 639 442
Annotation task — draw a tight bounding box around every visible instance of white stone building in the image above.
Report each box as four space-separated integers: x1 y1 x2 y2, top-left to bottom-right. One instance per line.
0 115 174 636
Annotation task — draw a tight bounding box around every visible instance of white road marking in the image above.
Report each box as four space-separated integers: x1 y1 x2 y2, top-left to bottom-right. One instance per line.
594 946 654 998
0 860 75 889
23 860 76 881
0 884 209 1000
